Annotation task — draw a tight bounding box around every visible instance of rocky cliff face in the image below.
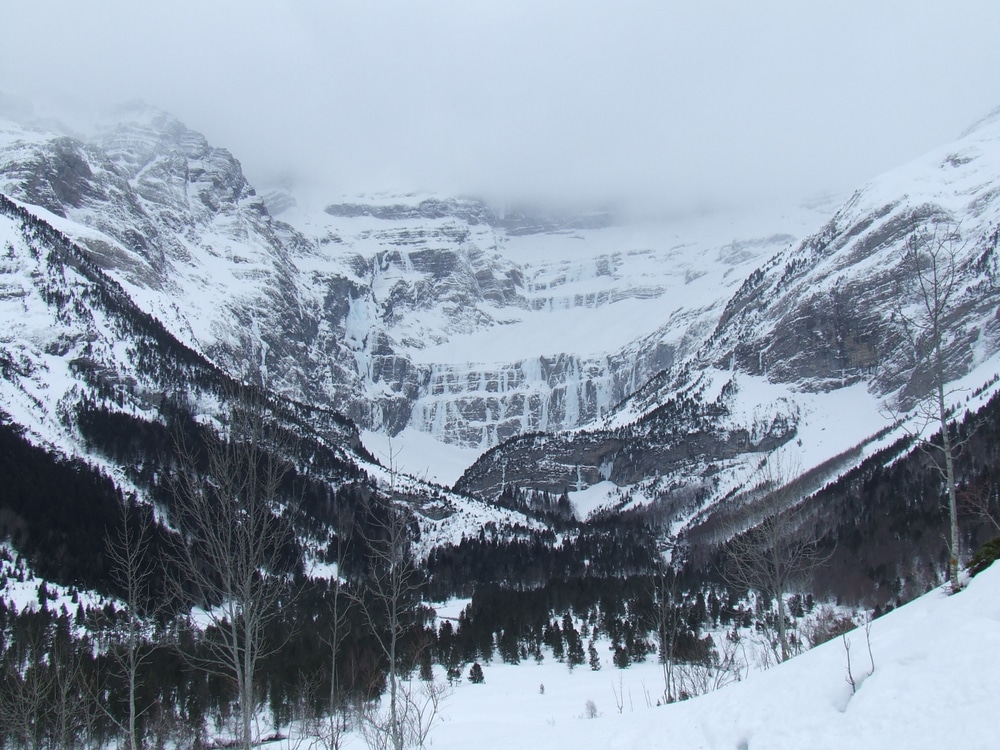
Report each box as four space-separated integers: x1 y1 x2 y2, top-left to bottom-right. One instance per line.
7 102 997 525
5 110 776 446
695 114 1000 404
0 106 321 400
457 109 1000 520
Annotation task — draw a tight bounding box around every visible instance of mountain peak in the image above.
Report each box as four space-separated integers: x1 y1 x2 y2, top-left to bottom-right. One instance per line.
958 103 1000 140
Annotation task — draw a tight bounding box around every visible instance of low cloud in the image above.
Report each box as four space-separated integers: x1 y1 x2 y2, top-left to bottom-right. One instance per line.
3 1 999 213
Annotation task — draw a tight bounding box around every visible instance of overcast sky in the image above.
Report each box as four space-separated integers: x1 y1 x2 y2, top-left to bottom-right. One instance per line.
3 1 999 214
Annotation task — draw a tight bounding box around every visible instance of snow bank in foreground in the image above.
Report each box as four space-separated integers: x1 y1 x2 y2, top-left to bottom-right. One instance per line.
427 564 1000 750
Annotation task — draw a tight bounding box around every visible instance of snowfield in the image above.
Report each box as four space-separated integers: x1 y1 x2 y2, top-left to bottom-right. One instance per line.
411 564 1000 750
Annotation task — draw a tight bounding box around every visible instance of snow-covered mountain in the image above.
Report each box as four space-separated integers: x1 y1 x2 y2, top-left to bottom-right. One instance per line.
0 107 323 406
0 191 534 572
2 101 1000 539
457 107 1000 530
7 95 1000 750
0 105 830 460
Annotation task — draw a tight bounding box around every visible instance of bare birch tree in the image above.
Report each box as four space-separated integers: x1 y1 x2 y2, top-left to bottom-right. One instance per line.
724 458 829 663
352 500 423 750
312 506 354 750
894 224 970 591
351 442 445 750
104 498 161 750
646 539 684 704
168 382 299 750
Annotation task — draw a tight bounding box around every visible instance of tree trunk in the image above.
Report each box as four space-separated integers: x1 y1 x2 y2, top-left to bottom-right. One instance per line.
776 592 788 663
938 377 962 591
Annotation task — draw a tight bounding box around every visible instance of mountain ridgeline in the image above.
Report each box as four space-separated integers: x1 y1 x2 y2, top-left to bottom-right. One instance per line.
3 102 1000 590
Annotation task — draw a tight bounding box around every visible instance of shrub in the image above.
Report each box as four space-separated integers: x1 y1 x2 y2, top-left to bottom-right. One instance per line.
804 606 856 648
969 536 1000 576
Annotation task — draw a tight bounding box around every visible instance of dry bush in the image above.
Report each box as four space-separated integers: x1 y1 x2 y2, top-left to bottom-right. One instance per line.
804 606 856 648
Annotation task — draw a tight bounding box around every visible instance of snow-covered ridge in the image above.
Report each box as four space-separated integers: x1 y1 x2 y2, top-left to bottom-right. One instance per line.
0 192 536 564
0 106 830 452
458 108 1000 529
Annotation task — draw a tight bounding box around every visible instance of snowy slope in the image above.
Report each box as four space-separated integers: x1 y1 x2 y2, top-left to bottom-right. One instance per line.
425 564 1000 750
0 198 165 455
459 107 1000 527
693 108 1000 398
0 193 536 571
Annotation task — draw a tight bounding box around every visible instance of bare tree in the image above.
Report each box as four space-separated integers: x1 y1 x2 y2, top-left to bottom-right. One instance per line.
645 540 684 704
724 458 829 663
356 678 447 750
894 224 970 591
843 617 875 696
0 622 93 750
960 479 1000 535
349 440 449 750
103 498 161 750
352 499 426 750
311 507 355 750
168 382 299 750
0 654 53 750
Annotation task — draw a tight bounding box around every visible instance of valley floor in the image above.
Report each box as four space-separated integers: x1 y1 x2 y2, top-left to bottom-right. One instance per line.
363 565 999 750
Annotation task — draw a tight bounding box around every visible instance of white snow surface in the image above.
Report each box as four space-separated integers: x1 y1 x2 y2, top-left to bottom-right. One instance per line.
316 204 831 366
0 543 107 618
361 427 481 487
403 565 1000 750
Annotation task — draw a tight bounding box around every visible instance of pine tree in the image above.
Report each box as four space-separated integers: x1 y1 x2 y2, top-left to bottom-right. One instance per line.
468 662 485 684
613 645 631 669
545 621 565 661
588 640 601 671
